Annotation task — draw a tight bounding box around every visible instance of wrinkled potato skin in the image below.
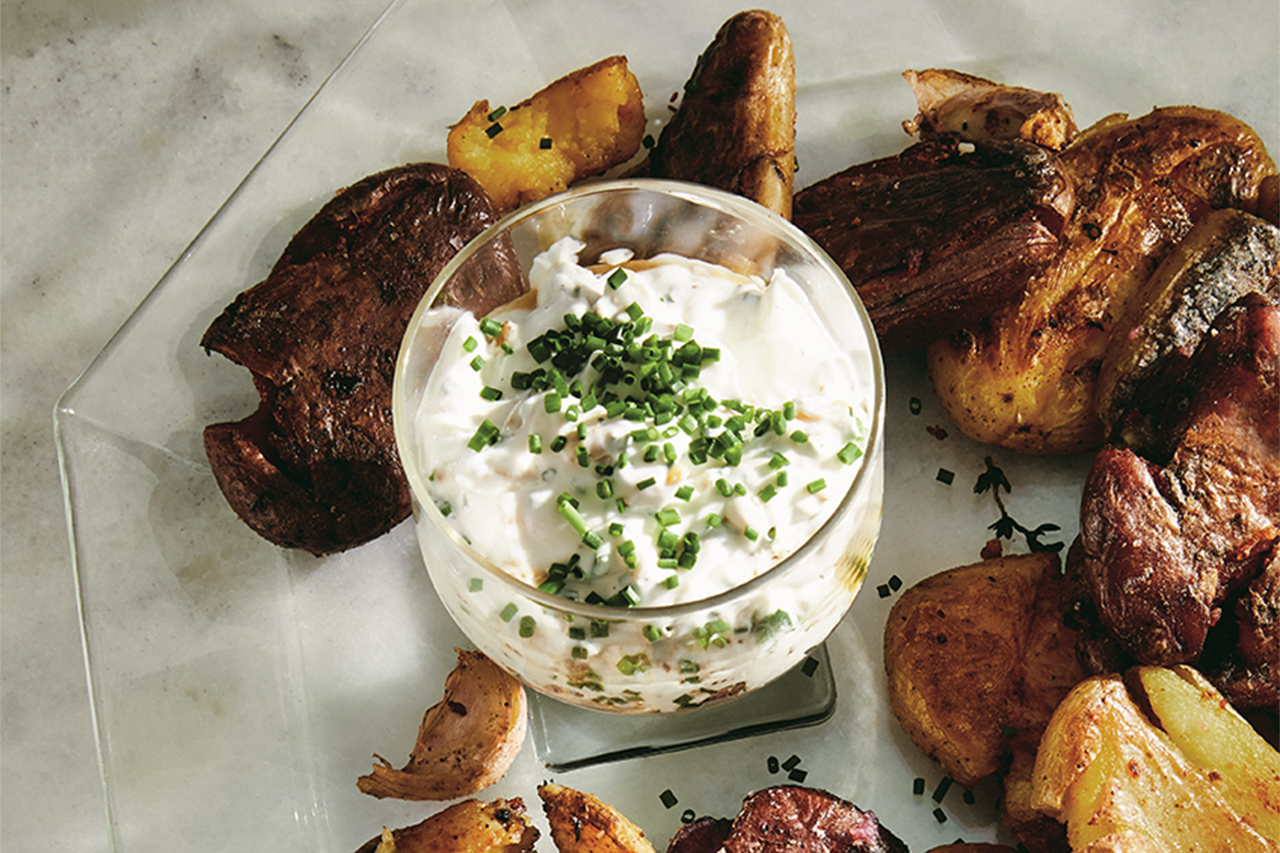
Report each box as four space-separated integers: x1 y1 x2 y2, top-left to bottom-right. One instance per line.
928 106 1277 454
353 798 538 853
448 56 645 212
883 552 1082 788
649 10 795 218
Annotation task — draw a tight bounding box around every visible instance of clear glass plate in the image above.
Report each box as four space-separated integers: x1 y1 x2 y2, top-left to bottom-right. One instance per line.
55 1 1278 851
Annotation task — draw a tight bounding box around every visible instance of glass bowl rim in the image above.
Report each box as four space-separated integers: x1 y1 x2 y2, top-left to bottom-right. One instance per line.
392 177 885 621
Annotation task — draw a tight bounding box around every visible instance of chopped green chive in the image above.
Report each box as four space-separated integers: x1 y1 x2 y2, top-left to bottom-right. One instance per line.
470 355 485 371
607 268 627 289
596 479 614 499
487 105 508 121
463 336 479 352
571 645 587 659
468 419 500 451
675 485 693 502
544 392 562 413
550 435 567 453
518 615 536 638
480 386 503 401
642 624 663 642
479 317 503 337
706 513 722 528
768 452 790 470
637 477 656 490
838 441 863 464
654 508 681 527
807 478 827 494
485 122 503 138
790 430 810 444
499 603 518 622
759 484 778 502
744 526 760 541
664 575 680 589
468 578 484 592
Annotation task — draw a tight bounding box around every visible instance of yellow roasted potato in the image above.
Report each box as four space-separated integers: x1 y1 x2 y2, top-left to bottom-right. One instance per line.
357 648 526 801
884 551 1082 788
1032 667 1279 851
928 106 1277 454
447 56 645 212
537 783 657 853
353 798 538 853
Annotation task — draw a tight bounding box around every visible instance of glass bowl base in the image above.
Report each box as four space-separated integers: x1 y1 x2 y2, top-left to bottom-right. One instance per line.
528 644 836 771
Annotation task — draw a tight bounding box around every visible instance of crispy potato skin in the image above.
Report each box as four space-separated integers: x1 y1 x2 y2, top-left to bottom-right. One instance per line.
902 68 1078 151
448 56 645 212
649 10 796 218
928 106 1277 454
353 798 538 853
357 649 526 801
538 783 657 853
884 552 1081 788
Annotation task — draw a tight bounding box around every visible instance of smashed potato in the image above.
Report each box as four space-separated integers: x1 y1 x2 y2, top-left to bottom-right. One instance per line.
1031 667 1279 851
902 68 1078 151
447 56 645 212
884 552 1082 788
358 649 526 801
928 106 1277 453
353 798 538 853
537 783 657 853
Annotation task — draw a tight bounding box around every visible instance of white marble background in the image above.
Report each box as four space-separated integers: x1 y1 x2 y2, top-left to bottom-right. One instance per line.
1 2 389 848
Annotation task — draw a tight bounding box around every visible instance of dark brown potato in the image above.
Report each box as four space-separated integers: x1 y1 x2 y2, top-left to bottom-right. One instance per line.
665 817 733 853
201 163 523 555
648 10 796 218
721 786 908 853
793 138 1074 352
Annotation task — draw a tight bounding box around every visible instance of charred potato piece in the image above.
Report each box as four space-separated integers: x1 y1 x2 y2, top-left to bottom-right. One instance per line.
664 817 732 853
353 798 538 853
902 68 1078 151
1097 208 1280 437
928 106 1277 454
649 10 796 218
1031 667 1280 850
538 783 657 853
357 649 526 801
793 138 1074 352
884 552 1082 788
448 56 645 213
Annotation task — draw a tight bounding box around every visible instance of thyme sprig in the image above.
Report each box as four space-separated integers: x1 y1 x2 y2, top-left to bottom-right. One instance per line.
974 456 1063 553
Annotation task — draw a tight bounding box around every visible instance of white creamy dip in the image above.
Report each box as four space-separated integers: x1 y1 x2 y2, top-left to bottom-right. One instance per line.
416 237 868 606
407 236 880 712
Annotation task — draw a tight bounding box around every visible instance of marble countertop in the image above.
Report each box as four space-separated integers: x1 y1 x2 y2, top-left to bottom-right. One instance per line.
1 2 389 848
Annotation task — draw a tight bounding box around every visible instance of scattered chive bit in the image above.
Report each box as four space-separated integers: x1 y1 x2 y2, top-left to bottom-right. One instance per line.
788 768 808 783
479 316 503 337
767 756 780 773
801 656 820 676
781 754 802 771
485 122 503 138
550 435 567 453
469 355 485 371
789 430 809 444
913 778 926 796
434 498 453 517
468 578 483 592
463 336 479 352
675 485 693 502
539 136 553 149
499 603 518 622
664 575 679 589
705 513 722 528
888 574 903 591
910 396 923 415
609 521 624 536
654 508 681 527
480 385 503 401
937 468 955 485
571 645 587 659
518 615 536 638
768 452 789 470
680 809 696 824
637 477 656 490
642 133 656 149
744 526 759 541
544 392 562 413
775 471 789 487
783 401 796 419
932 808 947 824
607 268 627 289
528 434 543 454
487 105 508 121
806 478 827 494
962 790 976 805
837 441 862 464
933 777 953 803
642 624 663 642
877 583 891 598
659 789 678 809
759 484 778 502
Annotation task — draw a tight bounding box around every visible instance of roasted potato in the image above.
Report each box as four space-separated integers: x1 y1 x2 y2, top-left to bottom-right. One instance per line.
358 649 526 801
1096 207 1280 437
902 68 1078 151
1031 667 1280 851
447 56 645 212
928 106 1277 454
538 783 657 853
353 798 538 853
884 552 1082 787
648 10 796 218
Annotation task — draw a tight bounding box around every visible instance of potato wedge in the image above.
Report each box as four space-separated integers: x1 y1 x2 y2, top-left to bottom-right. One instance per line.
358 649 526 801
538 783 657 853
1031 670 1278 851
884 552 1082 789
447 56 645 212
928 106 1277 454
648 10 796 218
353 798 538 853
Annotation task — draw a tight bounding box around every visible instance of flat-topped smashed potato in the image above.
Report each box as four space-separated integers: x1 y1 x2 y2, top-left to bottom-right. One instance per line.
447 56 645 213
538 783 657 853
353 798 538 853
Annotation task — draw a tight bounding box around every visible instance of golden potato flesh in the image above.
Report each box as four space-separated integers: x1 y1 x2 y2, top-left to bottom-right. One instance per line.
883 552 1082 788
928 106 1277 454
1031 669 1278 851
447 56 645 213
354 798 538 853
537 783 657 853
